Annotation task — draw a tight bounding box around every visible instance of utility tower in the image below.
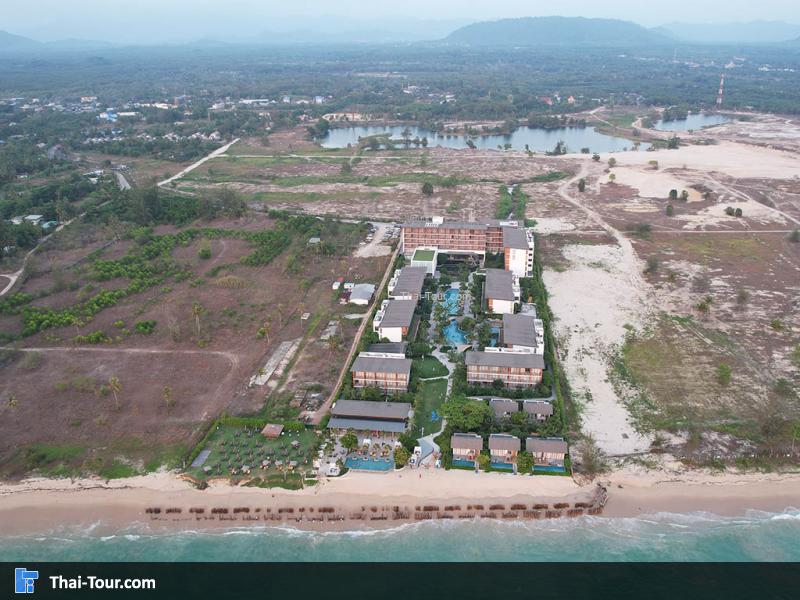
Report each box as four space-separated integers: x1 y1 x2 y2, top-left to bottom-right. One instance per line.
716 74 725 107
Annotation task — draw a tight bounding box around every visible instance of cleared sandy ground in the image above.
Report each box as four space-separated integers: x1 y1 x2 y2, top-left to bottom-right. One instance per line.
544 243 653 455
579 140 800 180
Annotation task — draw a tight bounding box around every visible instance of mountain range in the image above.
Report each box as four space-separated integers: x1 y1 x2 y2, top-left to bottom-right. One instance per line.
3 17 800 51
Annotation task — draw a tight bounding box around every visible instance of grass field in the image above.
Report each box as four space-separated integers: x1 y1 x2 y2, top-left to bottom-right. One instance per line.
413 356 449 379
411 379 448 438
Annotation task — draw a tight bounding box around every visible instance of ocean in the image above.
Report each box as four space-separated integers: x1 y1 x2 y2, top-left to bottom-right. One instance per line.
1 509 799 561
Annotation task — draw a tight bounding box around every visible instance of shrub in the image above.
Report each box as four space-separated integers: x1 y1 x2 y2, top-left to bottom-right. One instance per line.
789 229 800 243
134 320 157 335
644 256 659 275
715 363 732 386
421 182 434 196
198 245 212 260
666 203 674 216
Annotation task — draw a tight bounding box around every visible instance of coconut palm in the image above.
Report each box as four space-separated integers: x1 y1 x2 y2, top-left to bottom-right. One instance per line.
191 302 202 337
108 376 122 410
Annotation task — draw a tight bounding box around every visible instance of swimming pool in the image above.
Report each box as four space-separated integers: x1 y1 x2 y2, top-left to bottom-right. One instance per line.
444 319 468 345
443 288 460 315
345 455 394 471
534 464 566 473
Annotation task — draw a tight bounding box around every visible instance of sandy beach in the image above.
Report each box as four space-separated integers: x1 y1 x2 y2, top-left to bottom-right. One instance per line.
1 467 798 536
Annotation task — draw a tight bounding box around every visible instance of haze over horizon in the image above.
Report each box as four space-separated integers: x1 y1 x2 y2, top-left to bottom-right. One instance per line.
4 0 800 44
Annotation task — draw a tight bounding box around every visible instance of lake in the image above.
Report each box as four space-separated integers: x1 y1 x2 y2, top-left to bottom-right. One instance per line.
322 125 650 154
655 112 730 132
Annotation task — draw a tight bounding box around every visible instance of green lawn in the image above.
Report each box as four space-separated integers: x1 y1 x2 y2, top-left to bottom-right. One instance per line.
411 378 448 438
413 355 449 378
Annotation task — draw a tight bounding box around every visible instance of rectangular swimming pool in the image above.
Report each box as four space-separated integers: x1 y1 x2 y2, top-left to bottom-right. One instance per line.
345 455 394 471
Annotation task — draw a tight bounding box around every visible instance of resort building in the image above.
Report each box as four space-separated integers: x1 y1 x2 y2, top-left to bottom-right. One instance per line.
400 217 533 275
502 226 535 278
373 299 416 343
388 266 427 301
350 352 412 393
489 398 520 419
501 313 544 355
526 437 569 470
450 433 483 467
488 433 520 468
327 399 412 435
410 247 438 275
465 349 545 388
522 400 554 421
483 268 519 315
366 342 407 355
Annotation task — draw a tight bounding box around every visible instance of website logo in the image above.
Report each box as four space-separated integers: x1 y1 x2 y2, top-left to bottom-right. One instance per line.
14 568 39 594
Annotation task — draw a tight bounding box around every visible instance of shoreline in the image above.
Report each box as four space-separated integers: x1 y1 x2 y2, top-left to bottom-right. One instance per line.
1 468 799 537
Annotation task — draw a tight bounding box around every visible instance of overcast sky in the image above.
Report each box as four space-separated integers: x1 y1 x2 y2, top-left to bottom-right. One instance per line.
6 0 800 42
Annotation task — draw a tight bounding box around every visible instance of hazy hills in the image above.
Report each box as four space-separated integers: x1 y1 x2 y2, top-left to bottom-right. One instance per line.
656 21 800 44
444 16 667 46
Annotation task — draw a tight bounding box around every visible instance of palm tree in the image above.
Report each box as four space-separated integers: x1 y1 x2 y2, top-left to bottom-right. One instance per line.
162 386 174 410
191 302 202 337
108 376 122 410
327 336 342 356
276 304 285 329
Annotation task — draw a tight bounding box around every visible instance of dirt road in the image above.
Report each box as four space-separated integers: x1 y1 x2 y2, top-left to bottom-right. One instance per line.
158 138 240 187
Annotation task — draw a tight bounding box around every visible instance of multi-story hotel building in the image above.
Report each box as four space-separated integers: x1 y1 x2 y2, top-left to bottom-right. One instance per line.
350 352 412 394
400 217 534 277
465 349 545 388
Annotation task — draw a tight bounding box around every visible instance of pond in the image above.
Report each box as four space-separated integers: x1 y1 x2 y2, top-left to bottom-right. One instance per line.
654 112 730 132
321 125 650 154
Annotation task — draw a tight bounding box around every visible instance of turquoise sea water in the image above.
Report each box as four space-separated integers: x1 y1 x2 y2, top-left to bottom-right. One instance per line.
2 510 799 562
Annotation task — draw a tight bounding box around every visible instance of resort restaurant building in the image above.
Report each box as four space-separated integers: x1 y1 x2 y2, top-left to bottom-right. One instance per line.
350 352 412 394
451 433 483 467
327 399 412 437
465 349 545 388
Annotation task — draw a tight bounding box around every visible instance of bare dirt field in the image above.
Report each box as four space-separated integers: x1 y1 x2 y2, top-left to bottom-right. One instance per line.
174 134 577 221
0 212 391 477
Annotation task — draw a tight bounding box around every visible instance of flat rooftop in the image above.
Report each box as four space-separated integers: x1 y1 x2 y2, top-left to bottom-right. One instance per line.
379 299 416 328
392 267 427 296
351 354 412 376
412 249 436 261
465 350 545 370
502 226 529 250
502 313 538 348
484 268 516 302
331 399 411 420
